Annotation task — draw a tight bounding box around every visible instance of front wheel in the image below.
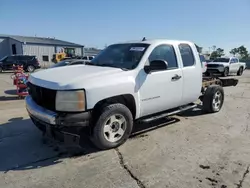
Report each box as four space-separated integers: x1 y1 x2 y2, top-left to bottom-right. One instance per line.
223 68 229 77
202 85 224 113
27 65 35 73
91 103 133 150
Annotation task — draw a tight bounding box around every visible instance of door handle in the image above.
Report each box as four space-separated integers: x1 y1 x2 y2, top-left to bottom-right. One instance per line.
171 74 182 81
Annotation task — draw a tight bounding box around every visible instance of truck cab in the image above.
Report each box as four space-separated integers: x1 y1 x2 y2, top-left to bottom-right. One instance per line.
25 39 233 149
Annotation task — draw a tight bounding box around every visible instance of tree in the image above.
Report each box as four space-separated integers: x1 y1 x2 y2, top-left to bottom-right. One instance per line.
229 48 239 56
229 46 249 60
210 48 225 60
212 45 216 51
238 45 249 60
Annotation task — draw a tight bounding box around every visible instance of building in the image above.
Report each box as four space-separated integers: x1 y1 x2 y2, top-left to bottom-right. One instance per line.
0 34 84 66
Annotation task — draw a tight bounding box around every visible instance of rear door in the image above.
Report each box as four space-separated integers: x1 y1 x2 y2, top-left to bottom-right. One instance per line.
178 43 202 105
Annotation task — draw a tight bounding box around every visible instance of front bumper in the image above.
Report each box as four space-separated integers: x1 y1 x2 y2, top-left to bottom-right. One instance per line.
25 96 91 145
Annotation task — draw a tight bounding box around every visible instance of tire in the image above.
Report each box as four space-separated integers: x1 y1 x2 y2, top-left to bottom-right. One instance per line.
91 103 133 150
0 66 2 73
27 65 35 73
223 67 229 77
202 85 224 113
237 67 243 76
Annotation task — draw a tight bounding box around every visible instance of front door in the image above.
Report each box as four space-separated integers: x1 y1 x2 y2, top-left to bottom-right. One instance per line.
229 58 239 73
138 44 183 117
5 56 17 70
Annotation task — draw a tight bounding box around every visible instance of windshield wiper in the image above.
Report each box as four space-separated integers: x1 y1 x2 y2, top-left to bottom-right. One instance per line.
98 63 129 71
85 62 95 65
85 62 128 71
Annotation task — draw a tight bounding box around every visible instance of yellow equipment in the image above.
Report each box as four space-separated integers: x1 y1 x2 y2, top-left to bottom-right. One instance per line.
52 47 76 63
52 53 67 63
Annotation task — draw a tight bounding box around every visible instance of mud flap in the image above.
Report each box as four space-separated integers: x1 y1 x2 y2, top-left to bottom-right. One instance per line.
220 78 238 87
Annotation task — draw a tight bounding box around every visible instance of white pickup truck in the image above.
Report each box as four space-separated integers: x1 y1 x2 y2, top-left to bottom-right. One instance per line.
25 39 238 150
206 57 246 77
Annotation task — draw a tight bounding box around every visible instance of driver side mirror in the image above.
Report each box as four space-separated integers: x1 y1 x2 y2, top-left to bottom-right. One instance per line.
144 60 168 74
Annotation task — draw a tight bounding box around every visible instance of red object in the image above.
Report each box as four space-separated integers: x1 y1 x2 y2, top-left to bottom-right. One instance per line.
11 64 29 98
16 74 29 98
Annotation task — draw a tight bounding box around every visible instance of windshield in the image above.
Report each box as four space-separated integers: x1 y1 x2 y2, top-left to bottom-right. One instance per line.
50 60 71 68
90 43 150 70
213 58 230 62
0 56 7 61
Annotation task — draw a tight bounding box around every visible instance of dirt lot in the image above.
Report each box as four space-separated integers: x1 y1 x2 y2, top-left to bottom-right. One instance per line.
0 71 250 188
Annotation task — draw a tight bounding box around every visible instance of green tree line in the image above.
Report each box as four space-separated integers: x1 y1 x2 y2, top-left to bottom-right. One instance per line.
196 44 250 61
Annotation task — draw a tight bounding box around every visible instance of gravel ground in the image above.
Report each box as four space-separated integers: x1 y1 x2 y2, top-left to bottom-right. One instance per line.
0 70 250 188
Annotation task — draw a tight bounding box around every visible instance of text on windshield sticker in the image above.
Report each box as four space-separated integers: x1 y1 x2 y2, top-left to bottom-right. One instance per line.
130 47 145 51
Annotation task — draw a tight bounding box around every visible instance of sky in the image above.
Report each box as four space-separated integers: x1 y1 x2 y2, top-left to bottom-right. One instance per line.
0 0 250 54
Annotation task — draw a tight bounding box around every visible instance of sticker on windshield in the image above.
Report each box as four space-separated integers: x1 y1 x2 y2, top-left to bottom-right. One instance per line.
130 47 145 51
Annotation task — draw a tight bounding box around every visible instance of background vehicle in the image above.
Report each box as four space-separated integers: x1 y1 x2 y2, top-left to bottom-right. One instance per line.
207 57 246 77
199 54 207 73
80 56 95 62
50 59 85 68
52 48 76 63
25 39 238 150
0 55 40 73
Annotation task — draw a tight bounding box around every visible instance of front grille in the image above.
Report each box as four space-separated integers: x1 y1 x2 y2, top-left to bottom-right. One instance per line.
207 64 219 68
27 82 57 111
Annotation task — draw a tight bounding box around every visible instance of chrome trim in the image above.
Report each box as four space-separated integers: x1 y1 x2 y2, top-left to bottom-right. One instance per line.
25 95 57 125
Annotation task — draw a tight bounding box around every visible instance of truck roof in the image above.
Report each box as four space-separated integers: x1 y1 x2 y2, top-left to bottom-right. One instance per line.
116 39 194 46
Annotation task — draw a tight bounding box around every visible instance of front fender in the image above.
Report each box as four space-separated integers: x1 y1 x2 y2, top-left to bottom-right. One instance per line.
85 80 141 119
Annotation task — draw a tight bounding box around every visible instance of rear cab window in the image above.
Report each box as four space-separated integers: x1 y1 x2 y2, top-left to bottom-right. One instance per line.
178 44 195 67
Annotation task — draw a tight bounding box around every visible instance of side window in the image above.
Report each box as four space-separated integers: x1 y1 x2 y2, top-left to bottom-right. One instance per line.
230 58 235 63
235 58 239 63
89 56 94 60
148 44 178 69
6 56 16 62
82 56 88 60
18 56 30 61
178 44 195 67
42 56 49 62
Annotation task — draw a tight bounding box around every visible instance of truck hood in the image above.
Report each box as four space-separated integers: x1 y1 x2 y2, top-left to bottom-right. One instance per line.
28 65 126 90
207 62 229 66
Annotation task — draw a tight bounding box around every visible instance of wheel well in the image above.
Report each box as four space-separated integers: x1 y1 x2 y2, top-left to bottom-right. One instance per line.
92 94 136 119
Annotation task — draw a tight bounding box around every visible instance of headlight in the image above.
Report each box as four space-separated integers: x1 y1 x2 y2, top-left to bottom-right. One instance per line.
55 90 85 112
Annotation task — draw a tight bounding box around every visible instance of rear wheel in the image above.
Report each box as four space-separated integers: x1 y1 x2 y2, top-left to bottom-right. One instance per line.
202 85 224 113
0 66 3 73
91 103 133 150
223 67 229 77
237 67 243 76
